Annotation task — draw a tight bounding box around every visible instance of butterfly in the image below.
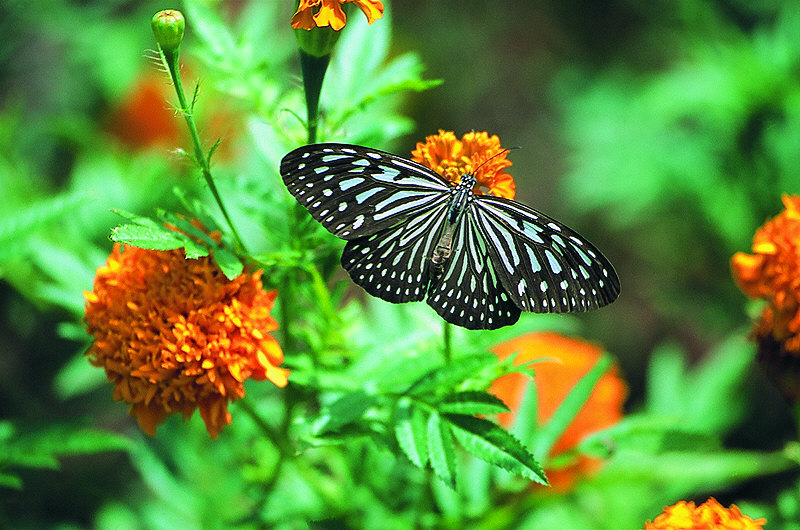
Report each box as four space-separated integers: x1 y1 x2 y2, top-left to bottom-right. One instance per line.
280 143 619 330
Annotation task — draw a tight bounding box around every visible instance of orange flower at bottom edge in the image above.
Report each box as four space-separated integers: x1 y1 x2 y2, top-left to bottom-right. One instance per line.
644 497 766 530
731 194 800 400
291 0 384 31
84 244 289 438
411 129 516 199
490 332 627 490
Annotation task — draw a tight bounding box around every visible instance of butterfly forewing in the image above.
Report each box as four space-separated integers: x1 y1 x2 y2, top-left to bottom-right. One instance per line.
470 195 620 313
281 144 451 240
426 212 521 329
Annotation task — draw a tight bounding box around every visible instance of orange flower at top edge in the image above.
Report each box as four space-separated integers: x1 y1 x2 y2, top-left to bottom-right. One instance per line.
292 0 384 31
644 497 766 530
731 195 800 399
490 332 627 490
411 130 516 199
84 244 289 438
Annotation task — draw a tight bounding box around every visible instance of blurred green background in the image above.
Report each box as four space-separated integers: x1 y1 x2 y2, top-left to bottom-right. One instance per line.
2 0 800 527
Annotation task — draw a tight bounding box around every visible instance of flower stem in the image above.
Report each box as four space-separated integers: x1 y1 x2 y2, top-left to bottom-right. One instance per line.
299 50 330 144
443 321 452 364
237 398 292 457
159 46 248 254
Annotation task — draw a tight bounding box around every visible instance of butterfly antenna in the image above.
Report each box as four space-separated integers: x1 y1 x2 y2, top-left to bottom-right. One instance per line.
471 145 520 175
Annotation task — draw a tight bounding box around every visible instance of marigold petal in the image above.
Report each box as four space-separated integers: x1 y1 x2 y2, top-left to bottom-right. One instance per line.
352 0 384 24
131 402 169 437
645 497 766 529
84 240 288 439
313 1 346 31
265 364 291 388
411 129 516 199
291 8 316 30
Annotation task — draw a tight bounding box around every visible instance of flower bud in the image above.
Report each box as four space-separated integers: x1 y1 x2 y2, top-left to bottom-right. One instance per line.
151 9 185 53
295 25 341 58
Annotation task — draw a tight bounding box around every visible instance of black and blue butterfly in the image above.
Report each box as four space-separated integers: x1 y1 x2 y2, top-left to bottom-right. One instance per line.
280 143 619 330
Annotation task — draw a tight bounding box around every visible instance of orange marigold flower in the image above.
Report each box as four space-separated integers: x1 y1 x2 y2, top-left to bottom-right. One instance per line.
732 195 800 399
107 74 183 150
490 332 626 490
644 497 766 529
411 129 516 199
291 0 384 31
84 244 289 438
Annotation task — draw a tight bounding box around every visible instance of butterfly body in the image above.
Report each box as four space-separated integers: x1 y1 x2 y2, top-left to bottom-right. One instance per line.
280 143 619 330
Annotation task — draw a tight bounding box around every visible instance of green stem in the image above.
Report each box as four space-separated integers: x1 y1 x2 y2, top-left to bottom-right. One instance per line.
443 321 452 364
160 46 248 253
299 50 330 144
237 398 292 457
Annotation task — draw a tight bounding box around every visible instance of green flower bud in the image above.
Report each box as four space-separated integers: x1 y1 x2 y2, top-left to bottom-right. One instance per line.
151 10 185 53
295 26 341 58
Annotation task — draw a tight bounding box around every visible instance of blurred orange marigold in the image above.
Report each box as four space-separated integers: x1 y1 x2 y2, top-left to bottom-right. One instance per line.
411 129 516 200
644 497 766 529
84 244 289 438
490 332 626 490
291 0 384 31
732 194 800 399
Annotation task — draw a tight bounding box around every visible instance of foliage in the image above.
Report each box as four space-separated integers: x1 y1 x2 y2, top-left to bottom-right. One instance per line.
1 0 799 528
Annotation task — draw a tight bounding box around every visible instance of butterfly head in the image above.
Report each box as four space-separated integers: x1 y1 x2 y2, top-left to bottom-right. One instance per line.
456 174 478 193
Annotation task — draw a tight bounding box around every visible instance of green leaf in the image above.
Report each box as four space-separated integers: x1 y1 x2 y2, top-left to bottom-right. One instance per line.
407 353 496 396
0 423 130 488
427 411 457 488
393 397 429 469
0 189 88 245
0 472 22 490
53 348 109 399
109 223 186 250
532 354 613 460
312 390 376 435
439 391 510 416
509 378 540 447
444 414 548 485
213 248 243 280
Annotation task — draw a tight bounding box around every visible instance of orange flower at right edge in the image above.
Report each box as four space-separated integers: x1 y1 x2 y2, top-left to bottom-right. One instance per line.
731 194 800 400
292 0 384 31
411 129 517 199
490 332 627 491
644 497 766 530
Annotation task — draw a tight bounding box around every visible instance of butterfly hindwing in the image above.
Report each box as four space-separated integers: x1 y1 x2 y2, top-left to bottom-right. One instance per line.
281 143 451 240
470 195 620 313
341 202 450 303
426 212 521 329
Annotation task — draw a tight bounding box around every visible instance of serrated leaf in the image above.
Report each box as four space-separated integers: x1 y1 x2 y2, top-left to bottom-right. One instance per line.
427 411 457 488
444 414 548 485
214 248 243 279
109 223 187 250
407 353 496 396
0 189 88 244
110 208 163 228
394 397 429 469
533 354 613 460
439 391 510 415
312 391 376 436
